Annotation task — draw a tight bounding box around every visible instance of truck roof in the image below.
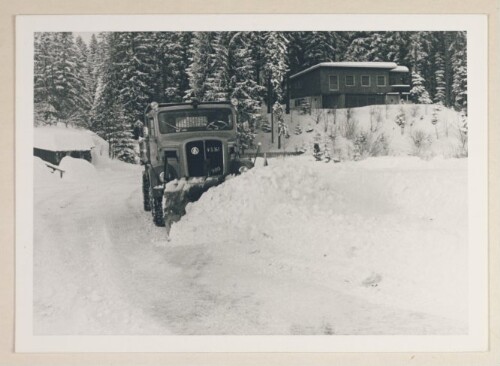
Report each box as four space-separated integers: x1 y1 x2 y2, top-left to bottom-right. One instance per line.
145 101 232 115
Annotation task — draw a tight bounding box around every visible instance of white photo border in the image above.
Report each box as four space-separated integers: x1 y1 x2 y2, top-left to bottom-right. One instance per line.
15 14 488 353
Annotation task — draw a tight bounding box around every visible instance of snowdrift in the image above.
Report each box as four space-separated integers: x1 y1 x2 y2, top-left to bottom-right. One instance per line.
170 156 468 333
34 156 97 185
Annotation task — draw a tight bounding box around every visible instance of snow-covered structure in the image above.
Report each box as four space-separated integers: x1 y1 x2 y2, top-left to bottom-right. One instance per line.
34 127 96 165
289 62 410 109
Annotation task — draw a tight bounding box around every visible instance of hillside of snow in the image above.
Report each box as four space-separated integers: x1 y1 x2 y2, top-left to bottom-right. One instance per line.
253 104 466 161
34 153 468 335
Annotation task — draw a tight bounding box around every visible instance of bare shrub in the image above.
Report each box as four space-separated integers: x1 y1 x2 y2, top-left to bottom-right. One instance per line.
339 109 358 140
355 131 389 158
411 129 432 156
310 108 325 125
369 106 383 132
410 104 420 118
330 134 356 162
458 112 468 157
395 107 406 135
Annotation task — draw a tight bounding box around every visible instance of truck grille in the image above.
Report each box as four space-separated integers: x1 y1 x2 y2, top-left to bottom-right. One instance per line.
186 140 224 177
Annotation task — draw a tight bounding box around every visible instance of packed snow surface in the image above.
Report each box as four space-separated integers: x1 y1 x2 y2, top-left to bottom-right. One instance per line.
34 154 467 335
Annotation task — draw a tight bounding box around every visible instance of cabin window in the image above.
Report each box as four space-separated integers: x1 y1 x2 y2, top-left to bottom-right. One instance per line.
345 75 355 86
361 75 370 87
376 75 386 86
329 75 339 90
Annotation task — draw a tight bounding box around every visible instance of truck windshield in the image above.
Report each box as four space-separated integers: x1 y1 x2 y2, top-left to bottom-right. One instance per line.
158 108 234 134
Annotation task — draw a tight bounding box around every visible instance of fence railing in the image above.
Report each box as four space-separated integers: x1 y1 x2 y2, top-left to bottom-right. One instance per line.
241 151 305 159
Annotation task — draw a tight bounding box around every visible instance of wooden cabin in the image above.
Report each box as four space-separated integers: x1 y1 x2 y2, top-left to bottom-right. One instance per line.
289 62 411 109
34 127 95 165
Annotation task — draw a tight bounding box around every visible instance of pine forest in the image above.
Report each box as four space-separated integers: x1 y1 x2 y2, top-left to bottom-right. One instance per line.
34 31 467 162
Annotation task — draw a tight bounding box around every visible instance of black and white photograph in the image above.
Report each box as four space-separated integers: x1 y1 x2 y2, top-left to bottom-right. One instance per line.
15 14 488 352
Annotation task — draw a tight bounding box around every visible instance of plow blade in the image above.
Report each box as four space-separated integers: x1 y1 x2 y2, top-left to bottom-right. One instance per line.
163 176 225 235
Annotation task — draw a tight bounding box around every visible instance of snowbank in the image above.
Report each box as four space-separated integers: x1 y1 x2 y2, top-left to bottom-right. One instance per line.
34 156 97 186
34 157 62 184
59 156 97 181
170 156 468 333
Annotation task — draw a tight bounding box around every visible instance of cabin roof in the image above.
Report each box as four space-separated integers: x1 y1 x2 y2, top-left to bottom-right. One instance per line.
290 62 409 79
34 127 95 152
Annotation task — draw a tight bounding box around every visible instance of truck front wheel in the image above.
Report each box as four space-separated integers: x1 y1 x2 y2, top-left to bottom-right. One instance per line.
149 186 165 227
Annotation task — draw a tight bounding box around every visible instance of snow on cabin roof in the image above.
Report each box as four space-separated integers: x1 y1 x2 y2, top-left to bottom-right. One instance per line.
34 127 95 152
290 62 407 79
390 65 410 73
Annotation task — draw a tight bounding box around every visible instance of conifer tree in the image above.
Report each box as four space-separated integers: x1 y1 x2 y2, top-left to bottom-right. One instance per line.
91 33 137 163
450 32 467 111
115 32 156 125
154 32 192 102
87 34 100 105
262 32 289 103
228 32 265 149
228 32 265 122
34 33 57 125
34 32 90 126
303 31 335 66
433 52 446 104
204 32 231 101
409 71 432 104
185 32 218 100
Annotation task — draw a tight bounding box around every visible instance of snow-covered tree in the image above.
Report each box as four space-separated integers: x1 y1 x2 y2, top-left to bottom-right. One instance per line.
115 32 156 125
450 32 467 111
303 32 335 66
185 32 218 100
34 32 90 126
107 103 137 163
34 33 57 125
345 32 377 62
86 34 101 105
228 33 265 122
154 32 191 102
433 52 446 105
204 32 231 101
262 32 289 103
409 71 432 104
91 33 137 163
273 102 288 149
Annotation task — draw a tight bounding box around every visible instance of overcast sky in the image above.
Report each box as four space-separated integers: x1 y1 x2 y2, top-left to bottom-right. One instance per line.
73 32 94 44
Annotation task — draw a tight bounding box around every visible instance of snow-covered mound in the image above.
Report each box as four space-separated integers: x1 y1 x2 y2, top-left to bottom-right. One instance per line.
35 126 95 152
34 156 98 186
254 104 465 160
87 130 110 166
170 156 468 333
34 157 62 183
59 156 97 181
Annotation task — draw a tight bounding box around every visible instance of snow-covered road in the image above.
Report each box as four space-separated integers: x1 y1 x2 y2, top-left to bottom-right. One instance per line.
33 155 468 335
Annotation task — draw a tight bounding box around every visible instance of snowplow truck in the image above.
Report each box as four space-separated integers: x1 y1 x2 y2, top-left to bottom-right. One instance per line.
140 100 254 234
